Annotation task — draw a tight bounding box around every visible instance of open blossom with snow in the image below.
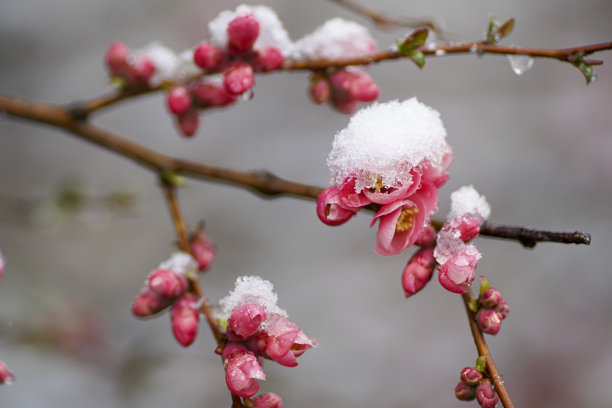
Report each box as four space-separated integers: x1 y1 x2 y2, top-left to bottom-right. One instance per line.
216 276 317 398
317 98 453 256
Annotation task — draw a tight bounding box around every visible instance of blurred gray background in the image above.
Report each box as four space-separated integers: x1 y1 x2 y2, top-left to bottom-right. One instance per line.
1 0 611 407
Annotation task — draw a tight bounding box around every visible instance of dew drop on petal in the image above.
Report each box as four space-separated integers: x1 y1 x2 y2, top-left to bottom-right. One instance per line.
507 54 534 75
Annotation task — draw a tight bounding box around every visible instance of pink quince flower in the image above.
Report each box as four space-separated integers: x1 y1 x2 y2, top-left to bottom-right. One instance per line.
437 246 481 294
190 229 217 272
253 392 283 408
371 182 438 256
227 14 260 56
171 293 200 347
227 304 267 341
255 314 318 367
316 185 359 226
362 170 421 205
223 344 266 398
148 269 188 299
402 248 436 298
131 289 171 318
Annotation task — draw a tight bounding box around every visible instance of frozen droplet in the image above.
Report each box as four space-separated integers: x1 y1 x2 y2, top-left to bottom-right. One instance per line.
507 54 534 75
435 49 446 56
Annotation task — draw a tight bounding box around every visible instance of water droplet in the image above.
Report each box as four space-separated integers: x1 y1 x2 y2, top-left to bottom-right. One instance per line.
435 49 446 56
470 44 479 54
507 54 534 75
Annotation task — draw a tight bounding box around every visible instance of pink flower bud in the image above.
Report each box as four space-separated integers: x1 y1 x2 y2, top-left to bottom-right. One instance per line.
105 41 130 75
171 294 200 347
252 393 283 408
148 269 188 299
454 381 476 401
131 290 171 317
227 14 260 56
476 381 499 408
193 42 224 70
329 69 379 102
261 314 317 367
222 343 250 361
225 352 265 398
476 309 503 335
479 288 502 309
414 223 436 247
0 361 15 385
227 304 267 341
166 86 192 115
402 248 435 298
316 186 358 226
190 230 216 271
251 47 284 72
460 366 483 387
128 57 156 86
331 94 359 114
496 298 510 319
177 110 199 137
456 216 481 242
192 81 237 108
437 246 480 294
309 76 331 104
224 62 255 95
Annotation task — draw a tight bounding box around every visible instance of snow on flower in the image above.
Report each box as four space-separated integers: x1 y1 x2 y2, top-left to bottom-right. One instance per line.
208 5 294 56
134 42 178 87
158 251 198 276
447 185 491 224
216 276 287 321
292 18 377 60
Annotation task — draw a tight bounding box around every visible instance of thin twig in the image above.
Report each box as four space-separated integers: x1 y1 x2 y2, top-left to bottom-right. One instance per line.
0 93 592 247
461 292 514 408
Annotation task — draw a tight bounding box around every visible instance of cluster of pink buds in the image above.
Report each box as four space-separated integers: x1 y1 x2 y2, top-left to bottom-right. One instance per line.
309 68 379 113
434 186 491 293
455 360 499 407
105 41 156 87
474 277 509 335
131 251 204 347
216 276 317 399
317 98 452 255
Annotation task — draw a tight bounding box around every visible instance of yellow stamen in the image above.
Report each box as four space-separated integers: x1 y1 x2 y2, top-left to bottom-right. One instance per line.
395 207 419 232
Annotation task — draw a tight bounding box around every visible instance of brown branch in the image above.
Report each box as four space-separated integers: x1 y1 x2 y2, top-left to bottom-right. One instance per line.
461 292 514 408
0 93 591 247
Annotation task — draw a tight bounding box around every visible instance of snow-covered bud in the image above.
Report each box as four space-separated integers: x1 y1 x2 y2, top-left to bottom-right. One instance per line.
177 110 199 137
260 314 317 367
227 304 267 341
192 81 237 107
166 86 192 115
128 57 156 86
224 62 254 94
148 269 188 299
415 224 436 247
193 42 224 70
227 14 260 56
476 381 499 408
171 294 200 347
131 290 171 317
225 351 265 398
316 186 358 226
476 309 503 335
0 361 14 385
402 248 435 298
253 393 283 408
251 47 284 72
437 246 481 294
479 288 502 309
105 41 130 75
454 215 481 242
191 230 216 271
496 298 510 319
309 75 331 104
460 366 484 387
454 381 476 401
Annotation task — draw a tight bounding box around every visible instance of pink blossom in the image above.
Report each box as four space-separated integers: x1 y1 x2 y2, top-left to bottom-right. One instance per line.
258 314 317 367
478 287 502 309
476 309 503 335
476 381 499 408
460 366 484 387
420 152 453 187
104 41 130 76
166 86 192 115
251 47 284 72
402 248 436 297
227 14 260 56
252 393 283 408
414 223 436 247
362 171 421 205
148 269 188 299
453 215 481 242
191 81 237 108
309 75 331 104
496 298 510 319
437 246 481 294
227 304 267 341
225 350 265 398
0 361 15 385
337 177 372 209
128 57 156 86
190 229 216 271
171 294 200 347
316 185 359 226
371 183 438 256
131 290 171 317
193 42 224 70
224 62 255 94
455 381 476 401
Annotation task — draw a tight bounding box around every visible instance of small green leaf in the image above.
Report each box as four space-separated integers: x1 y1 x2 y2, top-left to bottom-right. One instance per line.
575 62 595 84
397 28 429 55
469 299 479 313
161 170 187 187
496 18 515 41
475 356 487 372
479 276 491 295
486 16 501 44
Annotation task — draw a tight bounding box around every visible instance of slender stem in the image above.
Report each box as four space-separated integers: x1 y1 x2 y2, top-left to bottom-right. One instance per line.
0 93 591 247
461 293 514 408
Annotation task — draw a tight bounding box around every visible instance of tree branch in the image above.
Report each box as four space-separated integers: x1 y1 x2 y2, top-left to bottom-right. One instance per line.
461 292 514 408
0 93 591 247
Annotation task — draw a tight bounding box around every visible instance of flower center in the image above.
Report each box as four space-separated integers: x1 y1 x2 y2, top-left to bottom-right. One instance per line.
395 207 419 232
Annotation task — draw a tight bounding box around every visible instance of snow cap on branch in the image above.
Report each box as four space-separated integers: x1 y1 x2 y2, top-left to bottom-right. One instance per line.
216 276 288 320
447 185 491 223
134 42 178 86
292 18 377 59
158 252 198 276
327 97 451 191
208 5 293 56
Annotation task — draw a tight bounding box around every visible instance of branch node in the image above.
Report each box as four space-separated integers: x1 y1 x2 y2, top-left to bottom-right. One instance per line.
67 102 89 122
